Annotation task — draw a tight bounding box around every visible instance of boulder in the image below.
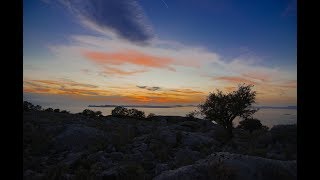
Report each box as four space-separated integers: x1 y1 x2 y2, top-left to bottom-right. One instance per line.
155 163 169 176
154 152 297 180
54 124 107 152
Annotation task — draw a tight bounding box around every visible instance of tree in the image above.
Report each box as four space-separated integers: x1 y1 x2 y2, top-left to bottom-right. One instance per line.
34 105 42 111
44 108 54 112
198 84 258 138
82 109 95 117
54 109 60 113
127 108 145 119
111 106 128 117
238 118 264 133
23 101 42 112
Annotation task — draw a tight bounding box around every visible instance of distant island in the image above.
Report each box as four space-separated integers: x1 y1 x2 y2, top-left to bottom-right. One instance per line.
256 106 297 109
88 104 297 109
88 104 197 108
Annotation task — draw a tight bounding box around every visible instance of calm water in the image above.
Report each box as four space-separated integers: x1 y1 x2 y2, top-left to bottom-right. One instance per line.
52 106 296 128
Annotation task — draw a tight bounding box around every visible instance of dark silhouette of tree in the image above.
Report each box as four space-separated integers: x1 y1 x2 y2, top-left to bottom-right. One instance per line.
238 118 266 133
147 113 155 118
95 111 103 117
111 106 145 119
44 108 54 112
34 105 42 111
54 109 60 113
198 84 258 138
111 106 128 117
23 101 42 112
127 108 145 119
60 110 70 114
80 109 102 117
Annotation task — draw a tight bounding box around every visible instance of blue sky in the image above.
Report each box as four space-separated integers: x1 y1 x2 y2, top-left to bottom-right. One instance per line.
23 0 297 106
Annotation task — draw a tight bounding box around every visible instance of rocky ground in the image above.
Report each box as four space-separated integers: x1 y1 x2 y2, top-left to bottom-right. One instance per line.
23 111 296 180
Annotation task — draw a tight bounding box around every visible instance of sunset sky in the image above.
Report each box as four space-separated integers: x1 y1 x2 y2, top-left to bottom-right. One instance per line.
23 0 296 107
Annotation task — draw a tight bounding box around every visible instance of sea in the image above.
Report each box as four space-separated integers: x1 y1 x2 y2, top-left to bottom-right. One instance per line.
51 105 297 128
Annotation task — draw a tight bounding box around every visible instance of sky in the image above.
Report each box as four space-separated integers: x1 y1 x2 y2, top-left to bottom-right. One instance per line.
23 0 297 107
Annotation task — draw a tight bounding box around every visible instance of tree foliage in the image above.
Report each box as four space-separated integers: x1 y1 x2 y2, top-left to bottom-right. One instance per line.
81 109 103 117
23 101 42 112
44 108 54 112
198 84 258 138
111 106 145 119
111 106 128 117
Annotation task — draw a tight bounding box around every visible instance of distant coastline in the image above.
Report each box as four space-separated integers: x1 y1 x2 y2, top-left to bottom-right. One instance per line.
88 104 297 109
88 104 196 108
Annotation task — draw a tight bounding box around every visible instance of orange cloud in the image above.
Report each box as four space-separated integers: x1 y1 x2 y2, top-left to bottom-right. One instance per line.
215 76 257 85
83 49 175 70
103 66 147 76
32 79 98 88
23 79 107 96
24 79 206 105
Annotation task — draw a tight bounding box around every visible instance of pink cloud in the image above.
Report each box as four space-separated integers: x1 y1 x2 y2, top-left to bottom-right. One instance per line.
83 49 175 71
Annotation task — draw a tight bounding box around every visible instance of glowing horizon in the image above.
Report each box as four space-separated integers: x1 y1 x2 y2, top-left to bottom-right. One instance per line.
24 0 296 107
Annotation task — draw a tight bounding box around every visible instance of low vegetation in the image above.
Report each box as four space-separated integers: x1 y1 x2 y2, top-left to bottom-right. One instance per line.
23 83 296 180
112 106 146 119
238 118 268 133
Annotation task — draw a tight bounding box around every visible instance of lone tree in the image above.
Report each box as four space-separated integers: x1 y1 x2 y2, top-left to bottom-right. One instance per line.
198 84 258 138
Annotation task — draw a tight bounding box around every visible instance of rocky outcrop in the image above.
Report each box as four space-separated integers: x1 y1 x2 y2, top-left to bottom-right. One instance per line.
23 111 297 180
154 152 296 180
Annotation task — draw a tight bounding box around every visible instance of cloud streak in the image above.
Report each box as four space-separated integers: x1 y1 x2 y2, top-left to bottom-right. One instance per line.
137 85 161 91
60 0 154 43
83 50 175 71
103 66 147 76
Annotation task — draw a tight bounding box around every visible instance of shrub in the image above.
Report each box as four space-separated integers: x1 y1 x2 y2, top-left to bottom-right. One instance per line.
23 101 42 112
44 108 54 112
60 110 70 114
95 111 103 117
127 108 145 119
81 109 102 118
53 109 60 113
147 113 156 118
112 106 146 119
111 106 128 117
238 118 264 133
